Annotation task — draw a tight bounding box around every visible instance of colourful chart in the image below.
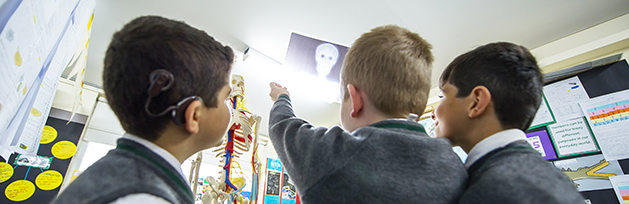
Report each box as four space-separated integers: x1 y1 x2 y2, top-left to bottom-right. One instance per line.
586 100 629 126
620 185 629 204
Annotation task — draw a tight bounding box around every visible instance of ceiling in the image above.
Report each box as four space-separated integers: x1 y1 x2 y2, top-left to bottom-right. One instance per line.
77 0 629 134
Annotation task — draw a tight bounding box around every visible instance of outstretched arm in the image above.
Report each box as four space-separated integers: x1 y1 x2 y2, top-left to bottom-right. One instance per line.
267 82 361 194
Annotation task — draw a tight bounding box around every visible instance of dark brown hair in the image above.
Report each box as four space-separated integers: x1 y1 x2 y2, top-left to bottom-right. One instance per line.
103 16 234 140
440 42 543 130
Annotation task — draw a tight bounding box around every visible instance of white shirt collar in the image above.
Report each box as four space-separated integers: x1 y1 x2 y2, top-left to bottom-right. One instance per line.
464 129 527 169
122 133 187 183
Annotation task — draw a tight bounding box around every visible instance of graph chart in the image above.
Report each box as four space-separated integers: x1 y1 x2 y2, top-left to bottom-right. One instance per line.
586 100 629 127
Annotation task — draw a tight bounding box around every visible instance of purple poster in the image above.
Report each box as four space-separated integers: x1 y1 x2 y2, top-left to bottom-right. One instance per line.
525 130 557 160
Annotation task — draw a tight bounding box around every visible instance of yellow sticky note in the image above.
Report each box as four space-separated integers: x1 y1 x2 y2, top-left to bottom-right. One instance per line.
52 141 77 159
5 180 35 201
40 125 58 144
36 170 63 190
0 163 13 183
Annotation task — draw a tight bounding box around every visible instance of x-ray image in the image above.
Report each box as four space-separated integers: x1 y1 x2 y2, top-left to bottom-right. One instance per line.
284 33 349 84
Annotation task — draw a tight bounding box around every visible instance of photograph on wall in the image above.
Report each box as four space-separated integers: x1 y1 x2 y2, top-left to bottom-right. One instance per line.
525 129 557 160
283 32 349 84
281 172 297 204
264 158 283 204
552 154 623 192
266 171 280 196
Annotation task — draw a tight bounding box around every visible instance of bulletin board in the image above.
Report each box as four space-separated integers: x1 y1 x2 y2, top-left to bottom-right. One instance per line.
0 108 86 203
0 0 95 160
525 59 629 204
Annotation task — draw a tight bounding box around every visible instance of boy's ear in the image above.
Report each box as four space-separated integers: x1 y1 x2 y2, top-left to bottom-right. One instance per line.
467 86 492 118
348 84 363 118
183 100 203 134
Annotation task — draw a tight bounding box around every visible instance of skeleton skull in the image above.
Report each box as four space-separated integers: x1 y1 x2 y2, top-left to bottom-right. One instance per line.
231 74 245 97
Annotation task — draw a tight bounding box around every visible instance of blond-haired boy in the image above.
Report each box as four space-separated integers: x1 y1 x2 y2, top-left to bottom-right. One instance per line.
268 25 467 204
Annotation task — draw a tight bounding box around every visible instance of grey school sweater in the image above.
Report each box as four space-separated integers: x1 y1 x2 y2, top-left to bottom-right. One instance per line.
460 141 585 204
269 94 467 204
51 138 194 204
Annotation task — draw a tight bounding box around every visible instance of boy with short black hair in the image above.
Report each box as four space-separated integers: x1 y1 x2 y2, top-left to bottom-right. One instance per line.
268 25 467 204
434 42 584 203
53 16 234 204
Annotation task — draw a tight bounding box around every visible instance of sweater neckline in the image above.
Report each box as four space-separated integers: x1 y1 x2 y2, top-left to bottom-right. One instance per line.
371 122 426 134
116 143 194 200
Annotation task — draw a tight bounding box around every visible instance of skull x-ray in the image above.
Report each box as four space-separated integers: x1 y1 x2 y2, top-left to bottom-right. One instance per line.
315 43 339 79
284 33 349 84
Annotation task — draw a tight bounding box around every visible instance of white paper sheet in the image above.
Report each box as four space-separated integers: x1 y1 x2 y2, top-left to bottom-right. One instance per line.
530 96 555 128
543 76 590 122
0 0 43 138
0 0 94 159
580 89 629 161
11 46 66 156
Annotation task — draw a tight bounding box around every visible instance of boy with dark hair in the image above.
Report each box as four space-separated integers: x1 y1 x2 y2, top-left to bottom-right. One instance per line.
268 25 467 204
53 16 234 204
434 42 584 203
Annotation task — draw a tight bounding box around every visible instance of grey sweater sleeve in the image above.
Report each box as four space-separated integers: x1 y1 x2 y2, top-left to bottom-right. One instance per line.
269 94 367 193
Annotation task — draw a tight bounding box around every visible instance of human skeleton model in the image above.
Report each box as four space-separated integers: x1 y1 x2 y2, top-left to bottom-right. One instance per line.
189 152 203 196
201 75 262 204
315 43 339 80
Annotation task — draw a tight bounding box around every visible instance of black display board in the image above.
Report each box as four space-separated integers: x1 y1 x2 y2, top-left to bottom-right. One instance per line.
577 59 629 98
541 60 629 203
0 109 86 203
549 60 629 172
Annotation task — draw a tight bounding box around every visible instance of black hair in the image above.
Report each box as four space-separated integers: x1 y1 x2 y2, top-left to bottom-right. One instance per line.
103 16 234 140
440 42 543 130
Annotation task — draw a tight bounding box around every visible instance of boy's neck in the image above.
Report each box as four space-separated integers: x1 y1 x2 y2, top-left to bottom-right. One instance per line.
458 119 505 153
350 101 392 132
153 125 197 164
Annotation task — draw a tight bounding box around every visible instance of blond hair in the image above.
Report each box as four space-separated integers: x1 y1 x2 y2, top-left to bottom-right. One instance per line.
341 25 433 118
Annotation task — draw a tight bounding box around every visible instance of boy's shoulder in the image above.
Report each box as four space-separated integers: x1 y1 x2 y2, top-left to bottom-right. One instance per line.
464 141 584 204
470 141 574 187
54 140 192 204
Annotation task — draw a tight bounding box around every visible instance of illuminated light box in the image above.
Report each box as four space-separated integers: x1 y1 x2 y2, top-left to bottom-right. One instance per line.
284 33 349 85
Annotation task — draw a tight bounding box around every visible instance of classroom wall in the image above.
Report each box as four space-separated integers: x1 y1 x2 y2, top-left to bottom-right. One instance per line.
50 78 100 116
48 78 100 191
424 13 629 113
531 13 629 72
